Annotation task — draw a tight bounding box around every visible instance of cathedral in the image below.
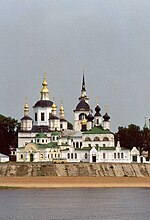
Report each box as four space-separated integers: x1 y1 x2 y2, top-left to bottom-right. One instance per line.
16 74 140 163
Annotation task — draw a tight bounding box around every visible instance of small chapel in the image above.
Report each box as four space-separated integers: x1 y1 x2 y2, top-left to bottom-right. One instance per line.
16 74 140 163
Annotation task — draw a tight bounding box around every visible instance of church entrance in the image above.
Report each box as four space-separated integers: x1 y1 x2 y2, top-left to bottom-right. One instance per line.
92 155 96 163
30 153 34 162
132 155 137 162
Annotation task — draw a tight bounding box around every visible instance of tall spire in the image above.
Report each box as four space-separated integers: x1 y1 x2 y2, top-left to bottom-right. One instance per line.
79 71 89 101
82 70 86 91
143 117 148 129
41 73 49 100
24 97 29 117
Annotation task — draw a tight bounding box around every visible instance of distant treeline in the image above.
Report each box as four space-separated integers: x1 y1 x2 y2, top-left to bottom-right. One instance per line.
115 124 150 158
0 114 19 155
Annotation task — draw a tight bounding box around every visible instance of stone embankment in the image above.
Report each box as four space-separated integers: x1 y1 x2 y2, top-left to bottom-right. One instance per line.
0 163 150 177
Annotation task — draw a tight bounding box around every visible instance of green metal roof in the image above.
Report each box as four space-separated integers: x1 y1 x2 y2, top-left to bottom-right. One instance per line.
51 131 61 136
83 126 113 135
36 133 47 138
37 142 58 149
75 147 92 151
99 147 115 150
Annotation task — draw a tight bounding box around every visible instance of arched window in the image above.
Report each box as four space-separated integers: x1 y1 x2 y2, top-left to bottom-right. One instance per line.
85 137 92 141
114 153 116 159
30 154 34 162
76 142 79 148
40 154 43 159
20 154 23 159
79 113 86 120
118 153 120 159
121 153 124 159
68 153 70 159
85 153 88 159
94 137 100 141
103 137 109 141
71 153 73 159
75 153 77 159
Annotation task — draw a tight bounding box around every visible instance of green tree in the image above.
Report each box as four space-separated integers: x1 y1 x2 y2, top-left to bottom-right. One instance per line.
0 114 20 155
115 124 142 153
141 127 150 159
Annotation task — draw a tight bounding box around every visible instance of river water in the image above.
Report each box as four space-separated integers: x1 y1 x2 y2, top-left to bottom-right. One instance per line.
0 188 149 220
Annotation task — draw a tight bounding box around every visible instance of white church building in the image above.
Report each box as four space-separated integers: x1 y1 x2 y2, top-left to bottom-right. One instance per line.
16 74 140 163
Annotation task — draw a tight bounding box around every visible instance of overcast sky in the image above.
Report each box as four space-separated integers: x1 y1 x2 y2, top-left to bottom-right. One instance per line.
0 0 150 131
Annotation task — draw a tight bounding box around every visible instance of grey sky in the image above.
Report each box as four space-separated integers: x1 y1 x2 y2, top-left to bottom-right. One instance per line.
0 0 150 131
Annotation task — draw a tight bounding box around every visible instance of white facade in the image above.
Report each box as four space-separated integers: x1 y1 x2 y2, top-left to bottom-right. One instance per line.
33 107 52 126
0 153 9 162
17 75 142 164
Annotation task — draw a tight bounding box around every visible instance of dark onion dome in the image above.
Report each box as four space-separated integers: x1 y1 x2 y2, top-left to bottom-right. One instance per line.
86 113 94 122
33 100 53 108
21 116 33 121
94 104 101 116
103 113 110 121
95 104 101 112
74 99 90 111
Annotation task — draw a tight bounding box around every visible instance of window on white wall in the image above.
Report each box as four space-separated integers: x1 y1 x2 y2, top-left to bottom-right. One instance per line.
35 113 37 121
41 113 45 121
76 142 79 148
103 153 106 159
121 153 124 159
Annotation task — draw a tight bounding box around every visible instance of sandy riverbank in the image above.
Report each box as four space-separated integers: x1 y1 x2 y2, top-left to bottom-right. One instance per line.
0 177 149 188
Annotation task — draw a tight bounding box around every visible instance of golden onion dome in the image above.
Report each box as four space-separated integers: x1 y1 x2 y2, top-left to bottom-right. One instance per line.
52 102 57 111
24 97 29 111
81 116 87 125
60 104 64 112
41 76 49 93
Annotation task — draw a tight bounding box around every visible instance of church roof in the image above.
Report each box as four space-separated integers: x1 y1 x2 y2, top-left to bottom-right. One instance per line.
31 125 50 132
49 114 59 120
83 126 113 134
36 133 47 138
21 116 33 121
0 153 9 158
37 142 58 149
33 100 53 108
74 99 90 111
51 131 61 136
60 118 67 122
